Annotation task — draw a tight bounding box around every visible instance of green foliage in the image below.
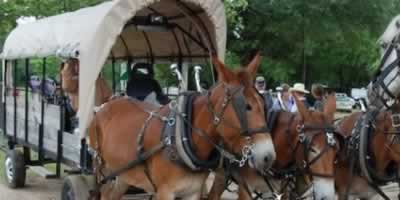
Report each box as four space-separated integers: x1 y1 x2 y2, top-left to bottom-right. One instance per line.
225 0 400 89
1 0 400 90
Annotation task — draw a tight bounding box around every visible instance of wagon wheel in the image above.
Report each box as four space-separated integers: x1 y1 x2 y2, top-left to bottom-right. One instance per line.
3 149 26 188
61 175 96 200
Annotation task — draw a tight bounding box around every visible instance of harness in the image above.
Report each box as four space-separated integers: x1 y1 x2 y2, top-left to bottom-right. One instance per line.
162 91 220 170
89 83 270 197
340 109 400 200
370 35 400 109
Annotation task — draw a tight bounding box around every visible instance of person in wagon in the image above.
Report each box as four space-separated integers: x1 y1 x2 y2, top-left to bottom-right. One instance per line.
60 58 112 131
289 83 311 112
125 63 170 105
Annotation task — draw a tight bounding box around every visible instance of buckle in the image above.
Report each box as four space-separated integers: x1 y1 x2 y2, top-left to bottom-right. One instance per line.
326 132 336 146
299 133 306 143
391 113 400 128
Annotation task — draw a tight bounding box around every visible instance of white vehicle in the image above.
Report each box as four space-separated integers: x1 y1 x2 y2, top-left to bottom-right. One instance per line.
336 93 356 112
351 88 367 100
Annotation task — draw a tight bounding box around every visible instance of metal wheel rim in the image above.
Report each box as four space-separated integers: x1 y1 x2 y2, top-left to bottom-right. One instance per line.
5 157 14 182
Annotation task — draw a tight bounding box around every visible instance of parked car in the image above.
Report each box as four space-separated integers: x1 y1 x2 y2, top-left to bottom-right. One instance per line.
336 93 356 112
351 88 368 100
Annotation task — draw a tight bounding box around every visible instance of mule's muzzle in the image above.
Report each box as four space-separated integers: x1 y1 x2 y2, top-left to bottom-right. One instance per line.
312 177 336 200
263 153 275 169
250 138 276 171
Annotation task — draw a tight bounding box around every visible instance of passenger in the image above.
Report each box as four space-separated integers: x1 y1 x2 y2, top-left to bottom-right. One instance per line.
272 83 293 111
60 58 112 112
60 58 112 131
311 83 325 111
289 83 311 112
254 76 274 110
126 63 169 105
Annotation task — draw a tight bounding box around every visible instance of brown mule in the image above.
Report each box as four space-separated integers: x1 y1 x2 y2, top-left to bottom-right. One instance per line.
208 94 339 200
335 106 400 200
88 54 276 200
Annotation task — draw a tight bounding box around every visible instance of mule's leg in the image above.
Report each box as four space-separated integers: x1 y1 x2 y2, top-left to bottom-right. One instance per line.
100 179 129 200
237 184 252 200
208 169 227 200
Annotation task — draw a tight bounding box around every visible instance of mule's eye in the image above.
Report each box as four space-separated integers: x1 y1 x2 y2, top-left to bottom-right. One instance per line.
246 104 252 111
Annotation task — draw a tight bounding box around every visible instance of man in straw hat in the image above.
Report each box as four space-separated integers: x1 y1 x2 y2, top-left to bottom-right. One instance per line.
290 83 311 112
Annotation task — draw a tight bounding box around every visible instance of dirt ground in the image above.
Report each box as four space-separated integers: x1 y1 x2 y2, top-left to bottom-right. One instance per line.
1 173 400 200
0 174 61 200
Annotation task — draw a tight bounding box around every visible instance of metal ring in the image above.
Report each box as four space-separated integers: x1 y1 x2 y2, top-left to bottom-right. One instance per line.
168 118 176 126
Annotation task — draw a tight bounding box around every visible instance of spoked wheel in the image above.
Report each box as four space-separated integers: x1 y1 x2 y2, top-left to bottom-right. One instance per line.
3 149 26 188
61 175 95 200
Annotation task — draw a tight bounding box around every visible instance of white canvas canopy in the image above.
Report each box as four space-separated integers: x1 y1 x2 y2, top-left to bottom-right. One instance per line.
1 0 227 138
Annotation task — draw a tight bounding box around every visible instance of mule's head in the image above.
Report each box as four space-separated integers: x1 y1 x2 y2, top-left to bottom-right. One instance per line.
293 94 338 200
367 15 400 109
209 53 276 171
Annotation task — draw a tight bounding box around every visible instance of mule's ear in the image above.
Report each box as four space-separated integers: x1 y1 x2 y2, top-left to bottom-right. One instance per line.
324 94 336 123
293 94 310 120
212 55 234 82
246 52 262 80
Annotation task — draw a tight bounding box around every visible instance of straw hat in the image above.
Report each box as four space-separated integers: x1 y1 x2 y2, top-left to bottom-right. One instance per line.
290 83 310 94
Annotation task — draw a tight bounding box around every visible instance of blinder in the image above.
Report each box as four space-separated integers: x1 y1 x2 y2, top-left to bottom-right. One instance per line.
296 123 339 178
369 35 400 109
206 83 271 167
214 84 270 136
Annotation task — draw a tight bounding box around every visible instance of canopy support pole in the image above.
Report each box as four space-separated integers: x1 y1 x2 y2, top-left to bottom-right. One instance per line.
112 57 116 93
24 59 29 143
13 60 17 145
142 32 154 64
3 60 7 136
57 62 65 178
39 58 46 163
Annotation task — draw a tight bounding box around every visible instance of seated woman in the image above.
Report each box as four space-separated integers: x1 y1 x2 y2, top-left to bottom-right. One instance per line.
125 63 169 105
61 58 112 131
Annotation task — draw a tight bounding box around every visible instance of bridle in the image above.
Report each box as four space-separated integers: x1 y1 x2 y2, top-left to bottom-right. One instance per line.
245 113 340 200
369 34 400 109
206 83 270 167
295 121 338 178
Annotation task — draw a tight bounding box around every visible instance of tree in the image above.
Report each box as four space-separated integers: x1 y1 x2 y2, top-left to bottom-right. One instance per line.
224 0 400 89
